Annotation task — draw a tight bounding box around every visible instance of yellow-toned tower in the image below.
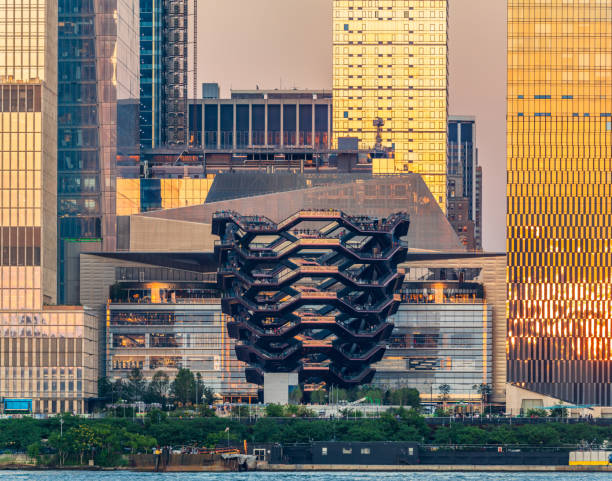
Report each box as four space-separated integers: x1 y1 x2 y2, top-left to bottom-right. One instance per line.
507 0 612 405
332 0 448 211
0 0 98 415
0 0 58 308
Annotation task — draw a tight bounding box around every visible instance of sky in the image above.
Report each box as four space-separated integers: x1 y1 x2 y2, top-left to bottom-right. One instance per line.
199 0 507 252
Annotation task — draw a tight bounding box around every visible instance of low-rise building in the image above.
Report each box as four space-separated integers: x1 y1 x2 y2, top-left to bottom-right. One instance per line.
0 307 98 414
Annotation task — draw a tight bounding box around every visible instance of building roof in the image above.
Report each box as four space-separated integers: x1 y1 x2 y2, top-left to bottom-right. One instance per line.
141 173 466 252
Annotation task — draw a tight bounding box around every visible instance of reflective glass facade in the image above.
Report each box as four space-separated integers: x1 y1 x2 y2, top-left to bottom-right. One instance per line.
332 0 448 211
507 1 612 404
0 1 98 414
0 308 98 414
374 302 492 399
140 0 163 149
116 177 215 216
189 91 332 150
139 0 188 148
108 304 254 395
57 0 139 303
1 0 57 308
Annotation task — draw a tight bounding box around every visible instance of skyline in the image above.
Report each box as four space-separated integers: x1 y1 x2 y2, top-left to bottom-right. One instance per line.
199 0 506 252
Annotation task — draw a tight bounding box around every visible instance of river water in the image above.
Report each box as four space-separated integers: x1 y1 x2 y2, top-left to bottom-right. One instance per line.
0 472 607 481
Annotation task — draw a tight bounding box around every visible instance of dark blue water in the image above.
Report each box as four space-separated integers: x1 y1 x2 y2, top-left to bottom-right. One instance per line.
0 472 607 481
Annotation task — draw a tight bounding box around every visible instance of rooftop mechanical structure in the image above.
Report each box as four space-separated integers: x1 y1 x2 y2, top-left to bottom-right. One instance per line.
213 210 409 388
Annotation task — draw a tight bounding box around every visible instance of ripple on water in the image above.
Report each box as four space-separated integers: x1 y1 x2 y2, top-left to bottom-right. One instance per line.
0 471 609 481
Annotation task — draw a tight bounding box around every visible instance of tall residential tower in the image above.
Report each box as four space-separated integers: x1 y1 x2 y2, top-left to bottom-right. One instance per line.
507 0 612 405
332 0 448 210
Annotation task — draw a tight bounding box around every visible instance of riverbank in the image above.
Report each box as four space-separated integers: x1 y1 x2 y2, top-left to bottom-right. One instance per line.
2 463 612 473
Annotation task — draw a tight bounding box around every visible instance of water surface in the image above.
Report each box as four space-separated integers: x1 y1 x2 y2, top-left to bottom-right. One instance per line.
0 472 608 481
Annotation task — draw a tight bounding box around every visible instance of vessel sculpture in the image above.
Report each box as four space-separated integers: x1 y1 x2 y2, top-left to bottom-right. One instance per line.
213 209 409 387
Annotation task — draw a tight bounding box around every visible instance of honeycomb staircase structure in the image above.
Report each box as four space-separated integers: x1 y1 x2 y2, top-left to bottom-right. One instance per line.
214 209 409 387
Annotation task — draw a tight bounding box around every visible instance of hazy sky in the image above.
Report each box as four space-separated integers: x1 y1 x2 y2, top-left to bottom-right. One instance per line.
199 0 507 252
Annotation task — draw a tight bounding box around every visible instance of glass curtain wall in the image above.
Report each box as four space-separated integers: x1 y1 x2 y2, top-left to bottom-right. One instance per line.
332 0 448 211
507 0 612 404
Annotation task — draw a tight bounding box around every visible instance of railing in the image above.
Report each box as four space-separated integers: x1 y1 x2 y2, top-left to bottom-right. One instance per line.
238 342 301 360
110 297 221 306
215 210 409 237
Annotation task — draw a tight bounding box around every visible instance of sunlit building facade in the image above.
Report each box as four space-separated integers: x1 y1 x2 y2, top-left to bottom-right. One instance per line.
332 0 448 211
507 0 612 405
0 0 98 414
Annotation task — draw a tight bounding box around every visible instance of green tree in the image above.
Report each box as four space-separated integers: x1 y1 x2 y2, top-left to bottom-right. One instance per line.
48 431 71 466
550 404 568 418
124 431 156 454
358 386 384 404
126 368 146 402
472 383 492 413
194 373 215 406
516 425 561 445
26 441 41 460
0 417 42 451
146 371 170 405
389 387 421 409
525 408 548 418
438 384 451 409
145 408 168 425
265 404 285 417
172 368 195 405
98 377 114 401
289 386 303 404
310 389 326 404
285 405 316 418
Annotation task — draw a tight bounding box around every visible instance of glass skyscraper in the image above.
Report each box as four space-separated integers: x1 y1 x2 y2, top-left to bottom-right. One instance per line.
0 0 98 414
332 0 448 211
1 0 58 308
140 0 188 149
57 0 139 304
139 0 163 149
507 0 612 405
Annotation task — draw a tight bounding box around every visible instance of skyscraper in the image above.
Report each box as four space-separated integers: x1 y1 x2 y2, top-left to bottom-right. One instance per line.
0 0 98 414
1 0 58 308
57 0 140 304
507 0 612 405
447 116 482 251
140 0 189 149
332 0 448 211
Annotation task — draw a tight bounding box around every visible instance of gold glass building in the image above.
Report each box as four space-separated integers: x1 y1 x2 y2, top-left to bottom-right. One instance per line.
332 0 448 210
0 0 98 414
507 0 612 405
